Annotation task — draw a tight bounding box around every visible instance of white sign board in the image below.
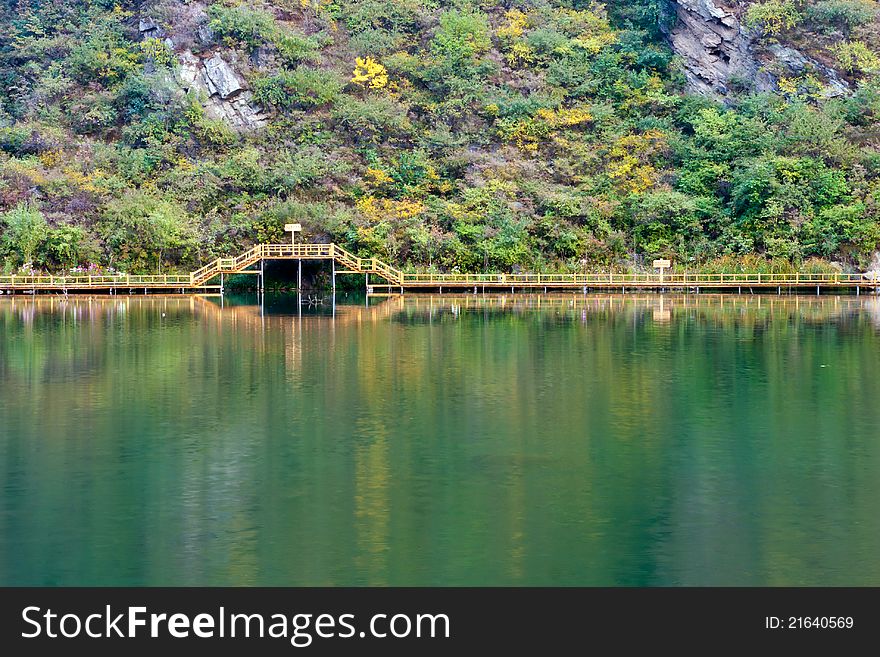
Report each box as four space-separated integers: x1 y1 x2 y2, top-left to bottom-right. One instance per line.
284 223 302 232
652 259 671 269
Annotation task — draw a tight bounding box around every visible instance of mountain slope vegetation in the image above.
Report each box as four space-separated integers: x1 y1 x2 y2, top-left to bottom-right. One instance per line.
1 0 879 275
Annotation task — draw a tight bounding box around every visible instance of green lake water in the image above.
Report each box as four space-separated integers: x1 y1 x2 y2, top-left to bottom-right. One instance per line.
1 293 879 586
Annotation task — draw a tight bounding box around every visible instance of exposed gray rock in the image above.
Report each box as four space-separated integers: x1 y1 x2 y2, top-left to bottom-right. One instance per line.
139 17 159 33
176 50 268 131
251 46 279 70
197 23 215 46
699 0 729 21
139 16 165 39
203 54 243 99
666 0 760 96
766 44 851 97
666 0 853 99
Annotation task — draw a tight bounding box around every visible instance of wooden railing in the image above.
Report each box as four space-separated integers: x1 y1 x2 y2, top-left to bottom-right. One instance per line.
190 243 404 287
3 244 879 292
0 274 194 288
400 271 878 286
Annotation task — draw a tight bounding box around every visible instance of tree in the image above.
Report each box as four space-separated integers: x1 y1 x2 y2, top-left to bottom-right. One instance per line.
99 193 196 273
0 202 48 267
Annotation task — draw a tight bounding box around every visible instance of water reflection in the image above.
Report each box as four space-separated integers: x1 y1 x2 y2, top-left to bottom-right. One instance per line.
1 292 879 585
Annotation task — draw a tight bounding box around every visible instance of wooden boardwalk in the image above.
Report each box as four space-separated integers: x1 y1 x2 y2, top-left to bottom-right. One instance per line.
1 243 878 294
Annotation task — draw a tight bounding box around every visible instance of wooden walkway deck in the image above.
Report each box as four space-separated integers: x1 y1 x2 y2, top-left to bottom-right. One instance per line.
1 243 878 294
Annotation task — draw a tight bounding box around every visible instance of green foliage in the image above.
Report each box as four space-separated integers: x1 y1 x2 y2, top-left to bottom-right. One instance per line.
831 41 880 75
420 7 496 115
0 0 878 276
805 0 879 32
0 202 48 265
139 38 177 69
252 68 343 110
99 193 197 272
745 0 802 35
208 5 278 50
344 0 425 54
66 10 139 84
331 95 412 142
208 4 320 65
44 224 97 268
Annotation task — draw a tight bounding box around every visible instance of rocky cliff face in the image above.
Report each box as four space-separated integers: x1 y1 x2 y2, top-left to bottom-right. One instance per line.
137 4 268 131
177 51 269 130
665 0 851 99
667 0 763 95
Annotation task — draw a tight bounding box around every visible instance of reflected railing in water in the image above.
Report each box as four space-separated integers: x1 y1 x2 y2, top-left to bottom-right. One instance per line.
3 292 880 329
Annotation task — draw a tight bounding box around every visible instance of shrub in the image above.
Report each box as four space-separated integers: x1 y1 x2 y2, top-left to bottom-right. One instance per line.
138 37 176 68
208 5 277 51
252 68 343 110
331 95 412 142
805 0 878 32
99 192 197 272
66 22 139 84
0 126 57 156
275 31 321 67
208 4 320 65
830 41 880 75
44 224 96 268
0 202 49 265
351 57 389 90
745 0 802 36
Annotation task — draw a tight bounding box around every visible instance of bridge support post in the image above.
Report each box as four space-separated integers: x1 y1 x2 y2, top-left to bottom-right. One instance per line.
260 258 264 293
332 259 336 295
298 259 302 294
220 273 224 296
817 285 820 296
857 285 860 296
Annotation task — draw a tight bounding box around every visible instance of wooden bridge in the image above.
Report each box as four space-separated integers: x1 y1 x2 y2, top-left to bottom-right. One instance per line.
1 242 878 294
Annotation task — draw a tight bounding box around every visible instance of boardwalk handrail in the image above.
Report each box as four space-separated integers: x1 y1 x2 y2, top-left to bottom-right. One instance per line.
2 243 879 292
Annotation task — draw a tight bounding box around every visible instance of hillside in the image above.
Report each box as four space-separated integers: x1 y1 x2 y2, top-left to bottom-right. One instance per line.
1 0 879 276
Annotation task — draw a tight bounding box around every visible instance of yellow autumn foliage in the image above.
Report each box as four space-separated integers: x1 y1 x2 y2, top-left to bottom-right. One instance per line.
365 167 394 186
38 150 63 168
498 106 593 152
497 9 528 40
357 196 425 222
571 31 617 54
607 130 666 194
351 57 389 90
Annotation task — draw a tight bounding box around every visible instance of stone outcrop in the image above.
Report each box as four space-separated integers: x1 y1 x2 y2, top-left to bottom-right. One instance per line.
138 8 268 132
177 52 268 130
765 43 851 98
665 0 851 99
666 0 763 96
203 54 244 99
139 16 164 39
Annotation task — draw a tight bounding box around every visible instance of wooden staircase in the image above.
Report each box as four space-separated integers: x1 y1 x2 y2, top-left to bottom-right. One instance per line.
189 244 404 287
